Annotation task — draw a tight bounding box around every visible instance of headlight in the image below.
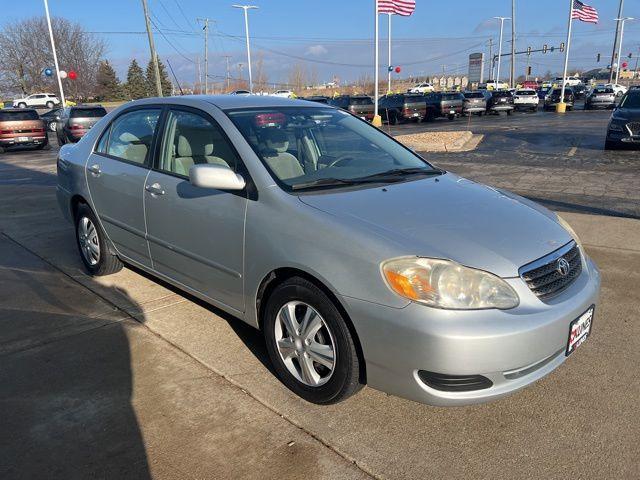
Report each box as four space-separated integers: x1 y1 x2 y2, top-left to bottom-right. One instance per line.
556 215 583 249
608 123 624 132
381 257 519 310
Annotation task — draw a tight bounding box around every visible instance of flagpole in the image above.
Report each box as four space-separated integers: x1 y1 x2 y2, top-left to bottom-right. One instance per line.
43 0 65 107
373 0 382 127
558 0 573 113
387 13 392 94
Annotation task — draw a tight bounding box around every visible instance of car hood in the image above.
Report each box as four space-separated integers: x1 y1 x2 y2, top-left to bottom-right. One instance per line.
298 173 571 278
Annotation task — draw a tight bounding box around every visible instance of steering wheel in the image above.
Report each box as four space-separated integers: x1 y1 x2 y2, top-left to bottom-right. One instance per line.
327 155 357 168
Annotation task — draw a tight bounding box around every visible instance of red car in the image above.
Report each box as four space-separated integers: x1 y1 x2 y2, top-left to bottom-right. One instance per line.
521 80 539 90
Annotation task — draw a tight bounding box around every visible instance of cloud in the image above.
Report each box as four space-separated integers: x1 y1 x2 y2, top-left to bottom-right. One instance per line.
305 44 328 56
474 19 498 34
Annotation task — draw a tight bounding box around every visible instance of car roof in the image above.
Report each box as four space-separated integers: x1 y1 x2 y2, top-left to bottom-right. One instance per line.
122 95 328 110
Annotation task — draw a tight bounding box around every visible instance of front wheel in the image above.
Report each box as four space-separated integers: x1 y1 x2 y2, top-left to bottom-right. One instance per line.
263 277 362 404
46 101 54 109
18 102 26 109
75 204 123 276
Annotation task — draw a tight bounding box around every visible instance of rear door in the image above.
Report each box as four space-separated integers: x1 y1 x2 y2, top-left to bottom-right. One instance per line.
86 107 161 267
144 107 247 312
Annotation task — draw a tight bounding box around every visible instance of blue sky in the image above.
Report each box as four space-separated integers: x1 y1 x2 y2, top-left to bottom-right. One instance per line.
6 0 640 87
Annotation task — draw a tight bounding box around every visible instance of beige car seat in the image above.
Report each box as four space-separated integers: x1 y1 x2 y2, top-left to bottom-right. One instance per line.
260 129 303 180
173 129 229 176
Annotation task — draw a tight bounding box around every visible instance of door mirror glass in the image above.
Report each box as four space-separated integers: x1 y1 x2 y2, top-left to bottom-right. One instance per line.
189 164 245 191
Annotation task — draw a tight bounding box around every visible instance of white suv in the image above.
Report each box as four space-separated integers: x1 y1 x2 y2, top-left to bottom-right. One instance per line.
272 90 295 98
13 93 61 109
604 83 628 97
513 89 539 111
409 82 435 94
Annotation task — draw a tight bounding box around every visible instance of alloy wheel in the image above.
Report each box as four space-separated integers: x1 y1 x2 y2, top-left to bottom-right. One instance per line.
78 216 100 266
274 301 336 387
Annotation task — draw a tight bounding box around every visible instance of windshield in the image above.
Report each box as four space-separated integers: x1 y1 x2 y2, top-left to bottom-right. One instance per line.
620 93 640 109
226 107 437 191
464 92 484 98
0 110 39 121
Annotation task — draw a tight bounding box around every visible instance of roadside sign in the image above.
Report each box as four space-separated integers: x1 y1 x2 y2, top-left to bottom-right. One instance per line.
468 52 484 84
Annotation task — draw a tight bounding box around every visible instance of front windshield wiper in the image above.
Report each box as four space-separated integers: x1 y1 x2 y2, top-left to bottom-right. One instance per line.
291 177 362 191
351 167 445 182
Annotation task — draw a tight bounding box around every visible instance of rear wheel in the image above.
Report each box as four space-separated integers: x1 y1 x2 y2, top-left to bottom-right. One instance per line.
46 101 54 109
604 140 618 151
74 203 123 276
18 102 26 109
448 114 455 121
263 277 362 404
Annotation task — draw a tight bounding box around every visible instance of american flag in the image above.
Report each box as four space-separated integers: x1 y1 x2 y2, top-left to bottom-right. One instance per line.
378 0 416 16
571 0 598 24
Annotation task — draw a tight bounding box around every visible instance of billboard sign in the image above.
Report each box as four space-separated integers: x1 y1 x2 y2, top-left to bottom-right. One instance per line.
468 52 484 84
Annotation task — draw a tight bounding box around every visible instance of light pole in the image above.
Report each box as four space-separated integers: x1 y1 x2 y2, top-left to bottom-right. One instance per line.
232 5 258 93
614 17 634 85
494 16 510 90
387 13 393 94
43 0 65 106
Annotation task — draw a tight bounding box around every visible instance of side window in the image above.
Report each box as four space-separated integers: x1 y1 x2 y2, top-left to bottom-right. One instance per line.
106 109 160 165
96 126 110 154
158 109 239 177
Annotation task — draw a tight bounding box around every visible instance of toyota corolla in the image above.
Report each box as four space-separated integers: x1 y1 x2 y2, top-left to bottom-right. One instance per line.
56 96 600 406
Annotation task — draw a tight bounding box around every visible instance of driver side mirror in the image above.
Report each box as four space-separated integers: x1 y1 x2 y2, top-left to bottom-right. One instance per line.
189 163 246 191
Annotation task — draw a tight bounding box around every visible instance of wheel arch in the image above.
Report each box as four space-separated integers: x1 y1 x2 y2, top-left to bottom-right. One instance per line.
256 267 367 384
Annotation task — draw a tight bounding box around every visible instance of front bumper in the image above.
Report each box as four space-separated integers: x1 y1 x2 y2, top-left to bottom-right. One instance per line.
341 255 600 406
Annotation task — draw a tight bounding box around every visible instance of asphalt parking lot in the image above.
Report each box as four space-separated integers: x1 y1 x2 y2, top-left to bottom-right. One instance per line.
1 112 639 479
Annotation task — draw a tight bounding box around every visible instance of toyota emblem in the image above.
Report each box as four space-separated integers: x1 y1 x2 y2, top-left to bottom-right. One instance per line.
557 258 570 276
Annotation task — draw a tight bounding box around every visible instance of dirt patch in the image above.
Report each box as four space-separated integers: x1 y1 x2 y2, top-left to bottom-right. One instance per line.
394 131 483 152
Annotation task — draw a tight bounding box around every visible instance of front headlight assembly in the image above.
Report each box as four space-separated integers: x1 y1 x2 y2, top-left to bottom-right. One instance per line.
608 123 624 132
381 258 519 310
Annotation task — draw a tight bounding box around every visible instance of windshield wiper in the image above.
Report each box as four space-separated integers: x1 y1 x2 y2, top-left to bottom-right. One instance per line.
291 177 362 190
352 167 445 182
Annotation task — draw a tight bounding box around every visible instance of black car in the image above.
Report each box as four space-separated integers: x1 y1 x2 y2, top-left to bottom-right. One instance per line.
39 108 63 131
378 93 430 124
303 96 329 104
605 90 640 150
55 105 107 145
424 92 464 120
544 88 575 111
572 84 587 99
487 91 514 115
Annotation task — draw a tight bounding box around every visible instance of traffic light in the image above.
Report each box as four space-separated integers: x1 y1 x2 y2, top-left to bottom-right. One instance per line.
543 44 548 54
550 46 555 53
597 53 601 62
527 66 532 76
559 42 565 53
629 53 634 59
527 46 532 56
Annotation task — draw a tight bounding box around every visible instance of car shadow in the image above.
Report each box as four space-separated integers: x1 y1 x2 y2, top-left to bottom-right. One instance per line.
0 156 152 479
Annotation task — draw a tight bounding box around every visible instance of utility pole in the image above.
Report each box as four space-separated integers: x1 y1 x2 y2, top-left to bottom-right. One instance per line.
510 0 516 87
609 0 625 83
196 57 201 93
223 55 232 91
487 38 494 81
232 5 258 93
197 18 209 94
141 0 162 96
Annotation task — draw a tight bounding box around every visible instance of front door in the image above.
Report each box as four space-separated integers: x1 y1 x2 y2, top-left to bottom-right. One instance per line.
144 107 247 312
86 108 161 267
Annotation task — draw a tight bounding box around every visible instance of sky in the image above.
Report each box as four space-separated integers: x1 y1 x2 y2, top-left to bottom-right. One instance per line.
6 0 640 88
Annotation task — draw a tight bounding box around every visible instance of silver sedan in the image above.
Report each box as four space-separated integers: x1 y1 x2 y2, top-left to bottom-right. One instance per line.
56 96 600 406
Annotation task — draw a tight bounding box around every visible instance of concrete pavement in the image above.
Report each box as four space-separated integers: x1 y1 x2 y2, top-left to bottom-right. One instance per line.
1 143 639 479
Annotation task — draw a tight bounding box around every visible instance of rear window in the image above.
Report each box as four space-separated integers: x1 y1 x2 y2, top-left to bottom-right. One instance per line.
515 90 536 95
442 93 462 100
0 110 39 121
71 107 107 118
463 92 484 98
593 88 614 94
350 97 373 106
492 91 512 97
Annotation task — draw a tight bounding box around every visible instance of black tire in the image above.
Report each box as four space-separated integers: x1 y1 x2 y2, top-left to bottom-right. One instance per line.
74 203 123 276
604 140 618 151
46 101 54 109
389 112 398 125
57 133 66 146
263 277 363 405
18 102 27 109
447 114 455 121
507 110 513 116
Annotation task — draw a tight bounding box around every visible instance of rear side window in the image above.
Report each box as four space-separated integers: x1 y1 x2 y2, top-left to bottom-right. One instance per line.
71 107 107 118
0 110 39 121
350 97 373 106
104 109 160 165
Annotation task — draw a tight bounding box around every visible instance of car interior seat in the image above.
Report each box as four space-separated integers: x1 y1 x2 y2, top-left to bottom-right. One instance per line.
173 128 230 176
259 129 303 180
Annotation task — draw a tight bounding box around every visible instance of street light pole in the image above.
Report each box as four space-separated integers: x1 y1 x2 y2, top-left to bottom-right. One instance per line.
494 16 510 90
609 0 625 83
614 17 634 85
232 5 258 93
43 0 65 106
510 0 516 88
387 13 392 94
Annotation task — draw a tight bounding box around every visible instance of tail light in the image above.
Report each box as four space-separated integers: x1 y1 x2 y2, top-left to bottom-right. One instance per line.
70 124 84 131
33 128 45 133
0 130 12 135
402 108 412 115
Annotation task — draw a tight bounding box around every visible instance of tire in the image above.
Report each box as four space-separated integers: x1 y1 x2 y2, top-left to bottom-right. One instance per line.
57 133 66 146
18 102 26 109
604 140 618 151
46 101 54 109
389 113 398 125
74 203 123 276
448 114 455 121
507 110 512 116
263 277 363 405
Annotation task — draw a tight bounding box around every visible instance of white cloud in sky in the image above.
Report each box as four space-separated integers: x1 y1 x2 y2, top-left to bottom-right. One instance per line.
305 44 328 56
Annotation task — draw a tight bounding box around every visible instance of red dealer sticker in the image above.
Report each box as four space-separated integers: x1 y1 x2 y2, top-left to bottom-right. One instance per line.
566 306 595 356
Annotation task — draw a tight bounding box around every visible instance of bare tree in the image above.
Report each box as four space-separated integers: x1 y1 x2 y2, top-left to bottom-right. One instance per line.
287 62 307 93
0 17 106 100
253 52 269 92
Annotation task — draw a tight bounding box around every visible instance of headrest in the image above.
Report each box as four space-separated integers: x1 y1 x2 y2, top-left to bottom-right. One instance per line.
262 129 289 153
119 132 140 143
177 131 214 157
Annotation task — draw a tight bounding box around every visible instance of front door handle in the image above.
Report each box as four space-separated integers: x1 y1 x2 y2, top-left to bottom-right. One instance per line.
145 183 165 196
88 164 101 176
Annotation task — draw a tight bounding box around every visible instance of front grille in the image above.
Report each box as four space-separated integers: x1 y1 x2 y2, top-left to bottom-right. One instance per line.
627 122 640 136
520 242 582 300
417 371 493 392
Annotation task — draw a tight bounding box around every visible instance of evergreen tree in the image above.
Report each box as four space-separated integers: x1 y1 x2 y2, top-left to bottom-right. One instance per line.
95 60 124 101
145 57 173 97
125 59 147 100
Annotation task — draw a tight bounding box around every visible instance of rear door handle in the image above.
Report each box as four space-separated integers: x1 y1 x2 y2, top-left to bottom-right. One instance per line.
145 183 165 196
88 164 101 176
